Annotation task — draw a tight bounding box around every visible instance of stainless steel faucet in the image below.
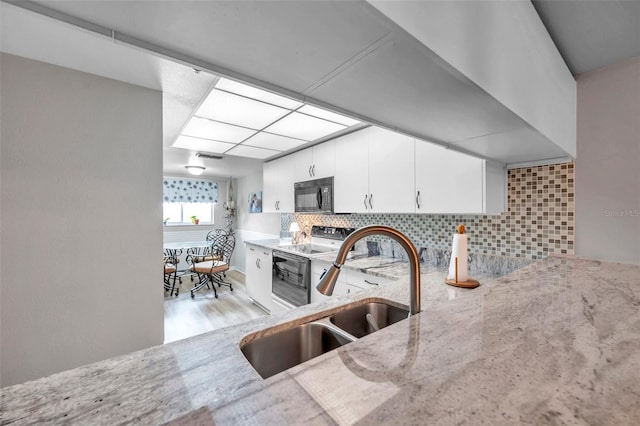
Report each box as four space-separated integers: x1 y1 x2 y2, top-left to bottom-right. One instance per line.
316 225 421 315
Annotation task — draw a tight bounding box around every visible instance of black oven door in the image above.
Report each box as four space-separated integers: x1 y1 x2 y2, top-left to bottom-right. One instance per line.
272 251 310 307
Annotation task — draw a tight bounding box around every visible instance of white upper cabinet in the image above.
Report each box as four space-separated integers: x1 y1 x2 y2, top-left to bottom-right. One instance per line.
335 129 370 213
367 128 415 213
263 155 295 213
415 141 483 214
309 140 336 179
291 149 314 183
415 139 505 214
292 140 336 182
335 127 414 213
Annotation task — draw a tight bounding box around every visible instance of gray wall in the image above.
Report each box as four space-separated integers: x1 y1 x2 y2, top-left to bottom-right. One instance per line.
0 54 164 386
576 57 640 264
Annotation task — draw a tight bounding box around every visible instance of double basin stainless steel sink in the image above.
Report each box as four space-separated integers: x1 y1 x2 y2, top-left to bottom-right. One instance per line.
240 299 409 379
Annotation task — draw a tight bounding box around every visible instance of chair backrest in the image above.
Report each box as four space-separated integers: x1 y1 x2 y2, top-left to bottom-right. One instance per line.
163 248 181 265
206 229 228 245
217 234 236 264
185 246 211 266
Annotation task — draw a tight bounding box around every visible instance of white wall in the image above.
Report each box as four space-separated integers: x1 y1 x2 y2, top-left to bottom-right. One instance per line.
576 57 640 264
0 54 164 386
234 170 281 273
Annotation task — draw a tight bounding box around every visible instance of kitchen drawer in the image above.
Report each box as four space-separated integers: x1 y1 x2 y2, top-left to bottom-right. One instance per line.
346 269 394 290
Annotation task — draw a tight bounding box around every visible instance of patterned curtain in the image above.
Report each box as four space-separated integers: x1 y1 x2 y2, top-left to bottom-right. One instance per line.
163 177 218 203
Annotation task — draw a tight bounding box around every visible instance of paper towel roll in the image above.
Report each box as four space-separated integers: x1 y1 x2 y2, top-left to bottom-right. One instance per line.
447 234 468 282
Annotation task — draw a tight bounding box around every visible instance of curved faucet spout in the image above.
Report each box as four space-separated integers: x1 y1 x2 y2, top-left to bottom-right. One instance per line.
316 225 421 315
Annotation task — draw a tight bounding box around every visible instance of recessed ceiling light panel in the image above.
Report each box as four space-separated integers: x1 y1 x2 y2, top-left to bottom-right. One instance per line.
215 78 303 110
263 112 347 141
195 89 290 130
297 104 360 127
242 132 308 151
182 117 256 143
173 135 236 154
225 144 279 159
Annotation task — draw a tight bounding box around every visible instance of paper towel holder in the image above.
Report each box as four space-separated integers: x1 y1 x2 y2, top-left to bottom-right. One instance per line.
445 224 480 289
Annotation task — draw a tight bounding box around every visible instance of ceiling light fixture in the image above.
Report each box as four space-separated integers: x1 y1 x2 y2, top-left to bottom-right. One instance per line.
185 165 206 176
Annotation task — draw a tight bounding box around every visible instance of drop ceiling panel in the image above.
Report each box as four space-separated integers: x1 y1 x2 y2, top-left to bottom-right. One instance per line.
30 0 395 93
242 132 307 151
297 104 360 126
225 145 279 159
172 136 236 154
263 112 346 141
216 78 303 109
309 35 521 144
195 89 291 130
182 117 256 143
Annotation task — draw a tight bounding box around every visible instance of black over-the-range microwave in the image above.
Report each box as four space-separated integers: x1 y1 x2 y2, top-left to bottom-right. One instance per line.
294 177 334 214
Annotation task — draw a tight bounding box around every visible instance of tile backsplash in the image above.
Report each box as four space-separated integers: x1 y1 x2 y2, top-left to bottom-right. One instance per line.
282 162 574 260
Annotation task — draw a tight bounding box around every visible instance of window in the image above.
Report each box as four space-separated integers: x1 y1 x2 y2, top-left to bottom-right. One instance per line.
163 202 214 225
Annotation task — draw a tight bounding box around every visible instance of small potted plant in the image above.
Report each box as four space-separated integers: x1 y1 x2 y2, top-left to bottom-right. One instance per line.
190 215 199 225
163 217 170 226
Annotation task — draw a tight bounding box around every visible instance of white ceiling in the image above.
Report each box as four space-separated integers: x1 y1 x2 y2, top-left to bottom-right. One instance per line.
532 0 640 75
2 0 638 174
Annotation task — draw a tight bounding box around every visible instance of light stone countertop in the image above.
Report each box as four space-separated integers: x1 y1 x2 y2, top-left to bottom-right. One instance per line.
2 256 639 425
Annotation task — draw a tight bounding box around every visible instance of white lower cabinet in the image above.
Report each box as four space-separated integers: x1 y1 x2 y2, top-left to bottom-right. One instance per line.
310 261 394 301
310 261 347 303
245 244 272 312
346 269 393 291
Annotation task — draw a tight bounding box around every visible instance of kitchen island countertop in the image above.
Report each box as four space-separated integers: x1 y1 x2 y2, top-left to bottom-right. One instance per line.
2 256 639 425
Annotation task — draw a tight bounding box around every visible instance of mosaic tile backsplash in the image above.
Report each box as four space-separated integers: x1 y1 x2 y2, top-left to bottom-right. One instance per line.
282 162 574 260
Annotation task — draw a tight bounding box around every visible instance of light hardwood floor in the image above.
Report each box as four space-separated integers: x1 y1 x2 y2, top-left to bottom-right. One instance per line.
164 270 267 343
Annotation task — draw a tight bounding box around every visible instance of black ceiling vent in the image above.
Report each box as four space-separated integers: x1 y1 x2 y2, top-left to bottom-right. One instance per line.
196 152 224 160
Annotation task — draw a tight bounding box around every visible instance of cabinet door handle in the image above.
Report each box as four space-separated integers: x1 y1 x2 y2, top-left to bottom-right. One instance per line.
309 165 312 177
249 247 255 251
263 252 269 256
347 288 351 294
256 258 260 268
312 165 316 176
416 190 421 209
364 194 368 209
369 193 373 209
364 279 379 286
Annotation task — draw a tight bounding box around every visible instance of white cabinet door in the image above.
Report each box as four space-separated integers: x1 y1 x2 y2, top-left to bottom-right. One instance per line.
245 244 260 302
368 128 415 213
262 160 279 213
334 128 370 213
415 140 484 213
291 149 314 183
277 155 295 213
255 249 273 311
245 244 272 312
263 156 295 213
311 140 335 179
310 261 347 303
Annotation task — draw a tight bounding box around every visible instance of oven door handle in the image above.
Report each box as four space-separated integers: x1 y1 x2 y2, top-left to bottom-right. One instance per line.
316 187 322 210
